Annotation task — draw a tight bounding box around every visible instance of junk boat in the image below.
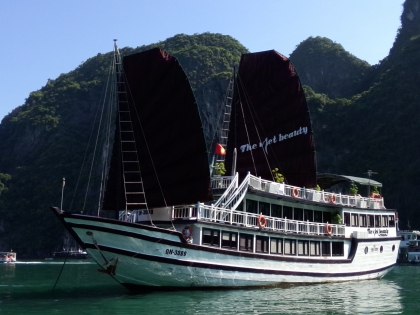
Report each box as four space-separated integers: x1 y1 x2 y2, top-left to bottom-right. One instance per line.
51 42 400 290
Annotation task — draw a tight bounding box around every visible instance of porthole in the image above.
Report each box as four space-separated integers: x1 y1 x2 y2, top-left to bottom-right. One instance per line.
364 246 368 254
380 246 383 253
392 244 396 252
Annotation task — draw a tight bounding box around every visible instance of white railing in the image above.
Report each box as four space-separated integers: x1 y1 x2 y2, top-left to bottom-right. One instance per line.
246 175 385 209
172 203 345 237
211 175 234 190
212 174 238 207
118 210 137 223
222 173 251 209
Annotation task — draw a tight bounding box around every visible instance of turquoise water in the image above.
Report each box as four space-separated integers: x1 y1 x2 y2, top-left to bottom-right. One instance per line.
1 261 419 314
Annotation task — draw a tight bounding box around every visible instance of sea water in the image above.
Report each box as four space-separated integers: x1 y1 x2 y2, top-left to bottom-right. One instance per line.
0 260 418 314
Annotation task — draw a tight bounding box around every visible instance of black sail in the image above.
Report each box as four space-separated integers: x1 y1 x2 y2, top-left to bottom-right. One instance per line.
225 50 316 188
103 48 213 210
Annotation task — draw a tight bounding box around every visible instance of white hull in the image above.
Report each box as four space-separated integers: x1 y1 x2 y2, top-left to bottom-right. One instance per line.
58 212 398 289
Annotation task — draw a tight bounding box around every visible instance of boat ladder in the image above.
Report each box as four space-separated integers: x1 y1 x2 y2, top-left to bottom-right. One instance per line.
215 74 234 164
114 44 148 211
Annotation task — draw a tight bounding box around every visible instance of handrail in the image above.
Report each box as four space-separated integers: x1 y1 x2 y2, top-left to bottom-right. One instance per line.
222 172 251 209
247 175 386 210
213 173 238 207
172 203 345 237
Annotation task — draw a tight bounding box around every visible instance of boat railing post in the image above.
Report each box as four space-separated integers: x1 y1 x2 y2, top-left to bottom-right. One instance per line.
197 202 201 220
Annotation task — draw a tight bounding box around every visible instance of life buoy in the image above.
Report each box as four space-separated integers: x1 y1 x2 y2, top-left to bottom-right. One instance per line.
329 194 336 204
181 226 193 241
292 187 299 198
257 215 267 228
325 224 332 235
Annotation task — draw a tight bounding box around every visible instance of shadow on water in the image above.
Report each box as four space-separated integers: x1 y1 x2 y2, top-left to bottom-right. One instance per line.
0 262 413 315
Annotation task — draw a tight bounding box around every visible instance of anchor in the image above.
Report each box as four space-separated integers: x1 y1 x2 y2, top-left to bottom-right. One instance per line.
87 231 119 276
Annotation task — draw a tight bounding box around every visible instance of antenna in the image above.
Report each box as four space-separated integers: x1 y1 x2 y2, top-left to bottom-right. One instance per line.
364 170 377 197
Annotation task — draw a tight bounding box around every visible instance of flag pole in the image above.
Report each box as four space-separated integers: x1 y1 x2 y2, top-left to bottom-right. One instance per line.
61 177 65 210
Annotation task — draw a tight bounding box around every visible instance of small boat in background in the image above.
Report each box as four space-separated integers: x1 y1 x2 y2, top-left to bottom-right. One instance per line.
0 251 16 263
397 230 420 264
45 248 90 261
53 250 89 259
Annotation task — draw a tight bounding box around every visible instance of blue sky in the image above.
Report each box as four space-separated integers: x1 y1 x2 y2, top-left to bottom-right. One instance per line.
0 0 404 122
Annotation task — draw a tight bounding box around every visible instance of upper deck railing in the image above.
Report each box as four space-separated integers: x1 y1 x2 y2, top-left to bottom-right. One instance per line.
171 203 345 237
212 173 385 210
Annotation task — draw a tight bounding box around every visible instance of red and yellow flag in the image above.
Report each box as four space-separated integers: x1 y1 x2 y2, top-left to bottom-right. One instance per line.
214 143 226 156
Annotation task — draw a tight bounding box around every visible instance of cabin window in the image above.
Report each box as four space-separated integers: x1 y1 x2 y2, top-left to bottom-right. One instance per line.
344 212 351 226
284 239 296 255
202 229 220 247
367 215 374 227
294 208 303 221
408 235 411 240
256 236 269 253
332 242 344 256
322 241 331 256
298 240 309 256
304 209 313 221
221 231 237 250
246 200 258 214
310 241 320 256
283 206 292 219
351 213 359 227
270 238 283 254
389 215 395 227
239 233 253 252
314 210 323 223
382 215 389 227
259 202 270 216
271 204 282 218
374 215 382 227
360 214 367 227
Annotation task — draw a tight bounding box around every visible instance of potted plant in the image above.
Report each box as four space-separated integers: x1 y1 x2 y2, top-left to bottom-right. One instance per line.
332 212 342 224
271 168 284 183
214 162 226 176
349 183 358 195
